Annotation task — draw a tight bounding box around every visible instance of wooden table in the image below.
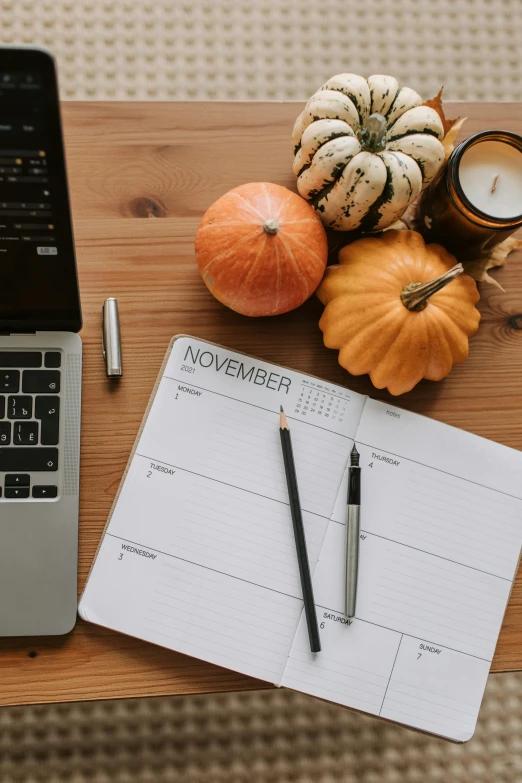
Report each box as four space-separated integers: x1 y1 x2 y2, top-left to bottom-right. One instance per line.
1 101 521 707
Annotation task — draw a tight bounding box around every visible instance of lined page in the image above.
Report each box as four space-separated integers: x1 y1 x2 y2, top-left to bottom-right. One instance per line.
380 635 488 742
282 400 522 741
283 608 401 715
201 400 348 517
80 336 366 684
359 535 510 660
362 447 522 580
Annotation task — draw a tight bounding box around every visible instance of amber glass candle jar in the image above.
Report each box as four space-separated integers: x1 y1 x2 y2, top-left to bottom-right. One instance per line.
419 130 522 259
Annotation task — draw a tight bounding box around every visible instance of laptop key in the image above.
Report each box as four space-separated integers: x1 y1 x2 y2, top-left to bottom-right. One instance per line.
7 396 32 419
0 422 10 444
44 352 61 368
35 396 60 445
0 448 58 472
5 487 30 499
32 485 58 499
22 370 60 394
13 421 38 445
0 395 4 418
1 371 19 393
5 474 30 486
0 351 42 368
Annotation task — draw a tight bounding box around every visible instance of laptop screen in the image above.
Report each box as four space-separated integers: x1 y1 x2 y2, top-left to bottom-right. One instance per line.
0 47 81 332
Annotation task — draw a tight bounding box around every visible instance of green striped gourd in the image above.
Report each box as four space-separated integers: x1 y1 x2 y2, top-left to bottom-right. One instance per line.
292 74 445 232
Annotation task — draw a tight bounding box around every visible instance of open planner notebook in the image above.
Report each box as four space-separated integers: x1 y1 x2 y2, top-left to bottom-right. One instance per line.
80 336 522 742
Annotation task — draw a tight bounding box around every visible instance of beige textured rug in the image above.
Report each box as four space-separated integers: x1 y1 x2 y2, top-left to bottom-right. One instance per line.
1 1 522 781
1 679 522 783
1 0 522 101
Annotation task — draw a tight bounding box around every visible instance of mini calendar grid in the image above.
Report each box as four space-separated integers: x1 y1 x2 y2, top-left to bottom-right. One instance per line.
293 379 351 423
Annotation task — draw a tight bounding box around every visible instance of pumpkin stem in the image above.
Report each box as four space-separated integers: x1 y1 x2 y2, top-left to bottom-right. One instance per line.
263 218 279 235
400 263 464 312
358 113 387 152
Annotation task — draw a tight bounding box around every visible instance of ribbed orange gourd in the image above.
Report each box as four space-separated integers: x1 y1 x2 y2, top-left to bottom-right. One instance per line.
195 182 328 317
317 230 481 395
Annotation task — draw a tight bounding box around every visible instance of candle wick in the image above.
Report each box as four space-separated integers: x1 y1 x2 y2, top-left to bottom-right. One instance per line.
491 174 499 194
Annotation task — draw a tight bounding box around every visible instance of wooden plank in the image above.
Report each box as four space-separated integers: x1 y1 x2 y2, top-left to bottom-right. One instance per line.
1 101 521 707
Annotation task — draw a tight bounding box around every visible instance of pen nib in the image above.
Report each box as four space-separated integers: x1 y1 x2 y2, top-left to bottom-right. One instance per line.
350 443 360 466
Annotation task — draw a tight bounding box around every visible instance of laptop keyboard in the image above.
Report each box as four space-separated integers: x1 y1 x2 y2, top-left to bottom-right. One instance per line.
0 350 61 499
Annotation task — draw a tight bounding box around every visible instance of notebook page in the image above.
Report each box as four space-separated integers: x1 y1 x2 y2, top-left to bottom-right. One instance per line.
80 337 366 684
282 400 522 741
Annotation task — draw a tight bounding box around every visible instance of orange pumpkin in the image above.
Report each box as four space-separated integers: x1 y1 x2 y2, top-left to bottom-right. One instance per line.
195 182 328 316
317 230 481 395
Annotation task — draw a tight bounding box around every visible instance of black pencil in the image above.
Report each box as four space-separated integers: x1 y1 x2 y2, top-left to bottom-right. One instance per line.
279 406 321 653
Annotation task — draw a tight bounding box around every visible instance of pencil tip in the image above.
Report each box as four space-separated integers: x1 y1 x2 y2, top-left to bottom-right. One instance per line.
279 407 289 429
350 443 360 466
280 405 284 412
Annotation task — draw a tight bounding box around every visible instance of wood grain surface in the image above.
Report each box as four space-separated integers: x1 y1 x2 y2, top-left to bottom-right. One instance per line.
1 101 521 707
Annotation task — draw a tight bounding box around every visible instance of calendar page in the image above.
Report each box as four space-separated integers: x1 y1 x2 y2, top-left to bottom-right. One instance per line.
80 336 522 743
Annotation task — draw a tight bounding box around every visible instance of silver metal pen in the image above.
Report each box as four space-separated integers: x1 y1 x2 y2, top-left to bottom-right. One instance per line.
346 443 361 618
102 297 123 377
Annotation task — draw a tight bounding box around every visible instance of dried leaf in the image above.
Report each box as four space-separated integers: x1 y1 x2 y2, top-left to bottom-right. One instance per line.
423 87 467 159
423 88 458 136
463 236 522 289
442 116 467 160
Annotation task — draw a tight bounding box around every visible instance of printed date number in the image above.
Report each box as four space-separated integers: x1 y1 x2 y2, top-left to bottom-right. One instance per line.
180 364 196 374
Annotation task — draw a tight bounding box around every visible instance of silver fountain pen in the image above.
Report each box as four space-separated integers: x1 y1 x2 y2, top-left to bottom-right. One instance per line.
346 443 361 618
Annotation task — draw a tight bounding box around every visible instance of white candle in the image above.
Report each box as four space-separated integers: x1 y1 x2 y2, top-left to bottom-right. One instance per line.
458 140 522 219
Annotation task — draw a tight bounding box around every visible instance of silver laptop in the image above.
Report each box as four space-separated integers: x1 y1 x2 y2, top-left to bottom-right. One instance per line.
0 45 82 635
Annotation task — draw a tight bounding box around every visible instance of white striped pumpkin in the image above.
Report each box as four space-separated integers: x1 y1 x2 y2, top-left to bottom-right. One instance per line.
292 74 445 232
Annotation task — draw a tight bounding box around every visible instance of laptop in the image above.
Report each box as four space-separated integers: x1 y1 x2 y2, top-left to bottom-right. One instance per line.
0 45 82 635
